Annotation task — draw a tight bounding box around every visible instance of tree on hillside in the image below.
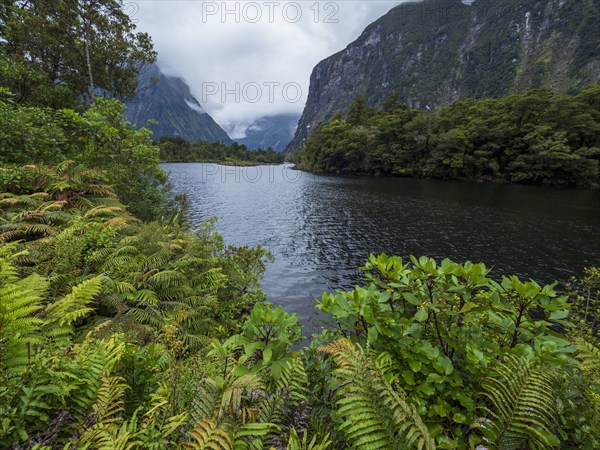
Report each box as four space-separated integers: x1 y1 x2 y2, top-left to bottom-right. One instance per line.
0 0 156 106
347 94 375 125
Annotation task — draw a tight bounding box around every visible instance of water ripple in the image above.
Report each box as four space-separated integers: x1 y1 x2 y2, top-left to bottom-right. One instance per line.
164 163 600 330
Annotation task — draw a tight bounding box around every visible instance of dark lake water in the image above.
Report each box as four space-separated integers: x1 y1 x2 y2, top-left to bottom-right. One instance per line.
163 163 600 329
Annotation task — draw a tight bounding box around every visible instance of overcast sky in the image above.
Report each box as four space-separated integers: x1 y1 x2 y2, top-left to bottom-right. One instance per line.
133 1 406 137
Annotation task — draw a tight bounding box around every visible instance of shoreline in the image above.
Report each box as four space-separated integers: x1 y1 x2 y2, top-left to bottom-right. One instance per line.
160 160 286 167
290 165 600 190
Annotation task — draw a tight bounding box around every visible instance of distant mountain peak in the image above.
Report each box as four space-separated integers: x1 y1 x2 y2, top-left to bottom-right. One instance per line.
126 64 231 143
235 113 299 152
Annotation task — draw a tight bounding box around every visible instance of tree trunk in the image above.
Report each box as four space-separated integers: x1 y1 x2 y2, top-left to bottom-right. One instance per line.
84 30 95 104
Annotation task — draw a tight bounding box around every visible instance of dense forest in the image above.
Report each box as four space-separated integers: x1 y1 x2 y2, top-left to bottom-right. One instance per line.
293 88 600 187
1 0 600 449
158 137 285 165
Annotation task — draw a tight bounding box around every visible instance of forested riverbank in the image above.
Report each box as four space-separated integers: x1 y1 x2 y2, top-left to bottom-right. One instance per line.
292 87 600 188
159 136 285 165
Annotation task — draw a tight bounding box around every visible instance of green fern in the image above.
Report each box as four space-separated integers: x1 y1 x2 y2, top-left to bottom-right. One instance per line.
75 375 129 447
191 370 263 422
276 358 309 404
0 254 46 373
135 382 188 449
89 374 128 424
141 249 174 272
184 419 233 450
286 428 333 450
255 393 287 431
574 339 600 417
42 276 103 343
189 368 289 449
475 354 560 449
576 339 600 372
319 338 435 450
74 375 187 450
232 421 281 449
191 267 228 292
66 335 126 420
147 270 187 290
83 205 128 219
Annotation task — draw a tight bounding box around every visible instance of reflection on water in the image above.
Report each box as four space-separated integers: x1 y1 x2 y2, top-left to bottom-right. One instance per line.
163 163 600 329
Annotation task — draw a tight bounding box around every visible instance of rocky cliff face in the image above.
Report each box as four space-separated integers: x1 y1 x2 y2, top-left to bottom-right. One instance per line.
125 64 231 143
288 0 600 150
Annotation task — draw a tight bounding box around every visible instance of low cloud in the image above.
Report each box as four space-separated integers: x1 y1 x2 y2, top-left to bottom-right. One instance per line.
134 1 406 135
184 99 206 114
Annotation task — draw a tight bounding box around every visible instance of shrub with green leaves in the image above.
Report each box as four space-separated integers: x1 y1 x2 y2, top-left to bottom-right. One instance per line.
0 97 167 219
315 254 591 448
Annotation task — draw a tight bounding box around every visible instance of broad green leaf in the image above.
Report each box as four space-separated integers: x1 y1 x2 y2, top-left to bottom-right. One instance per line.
415 307 428 322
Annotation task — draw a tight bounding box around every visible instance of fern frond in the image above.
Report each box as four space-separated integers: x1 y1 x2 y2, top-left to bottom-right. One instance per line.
180 332 210 351
220 373 263 420
192 377 221 421
127 307 163 328
143 382 172 422
475 354 559 449
84 205 127 218
91 375 128 423
0 194 40 207
287 428 333 450
113 245 139 257
75 374 129 448
38 200 68 212
43 276 102 333
147 270 187 290
233 422 281 449
379 378 435 450
183 419 233 450
105 217 133 228
76 421 136 450
319 338 435 450
115 281 136 295
131 288 160 306
576 339 600 372
256 393 286 430
0 268 47 373
191 267 228 291
192 372 264 423
87 246 117 263
101 255 135 272
141 249 174 272
277 358 309 404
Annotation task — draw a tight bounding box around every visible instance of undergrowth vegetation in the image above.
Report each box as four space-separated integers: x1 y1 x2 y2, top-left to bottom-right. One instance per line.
1 173 599 448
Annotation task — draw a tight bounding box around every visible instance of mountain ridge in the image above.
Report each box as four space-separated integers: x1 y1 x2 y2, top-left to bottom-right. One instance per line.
288 0 600 150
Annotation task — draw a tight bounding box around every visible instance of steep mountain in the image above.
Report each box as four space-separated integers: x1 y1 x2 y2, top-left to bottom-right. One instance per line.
288 0 600 150
125 64 231 143
235 114 299 152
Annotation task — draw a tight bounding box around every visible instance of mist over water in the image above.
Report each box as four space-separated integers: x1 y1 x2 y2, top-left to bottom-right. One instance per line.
164 163 600 330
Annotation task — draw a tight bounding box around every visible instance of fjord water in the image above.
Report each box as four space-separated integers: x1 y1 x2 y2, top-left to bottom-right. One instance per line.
164 163 600 327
